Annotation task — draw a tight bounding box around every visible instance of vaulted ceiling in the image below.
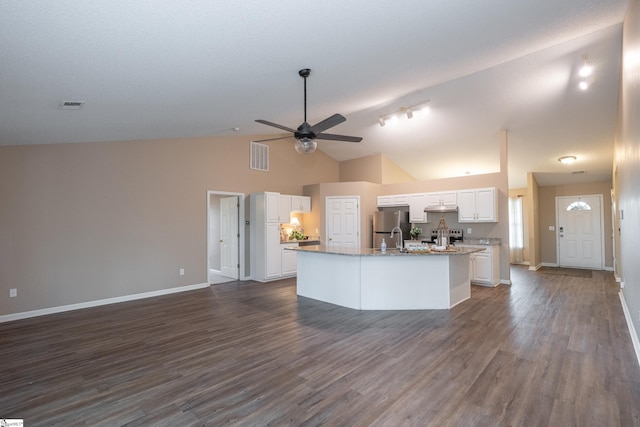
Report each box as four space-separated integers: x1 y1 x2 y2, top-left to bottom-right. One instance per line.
0 0 629 188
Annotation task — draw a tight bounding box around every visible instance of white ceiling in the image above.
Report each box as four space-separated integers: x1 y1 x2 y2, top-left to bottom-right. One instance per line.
0 0 628 188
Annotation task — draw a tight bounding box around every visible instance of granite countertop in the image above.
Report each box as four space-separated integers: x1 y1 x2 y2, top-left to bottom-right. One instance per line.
288 245 484 256
459 238 502 246
280 239 321 244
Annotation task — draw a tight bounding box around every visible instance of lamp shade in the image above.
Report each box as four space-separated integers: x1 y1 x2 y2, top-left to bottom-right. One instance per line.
294 137 317 154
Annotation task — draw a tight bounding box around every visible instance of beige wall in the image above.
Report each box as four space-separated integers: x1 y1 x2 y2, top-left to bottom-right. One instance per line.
0 135 340 315
538 182 613 268
339 153 415 184
339 155 383 184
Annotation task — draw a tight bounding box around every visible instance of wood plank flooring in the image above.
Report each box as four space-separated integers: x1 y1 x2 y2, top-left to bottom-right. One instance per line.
1 266 639 426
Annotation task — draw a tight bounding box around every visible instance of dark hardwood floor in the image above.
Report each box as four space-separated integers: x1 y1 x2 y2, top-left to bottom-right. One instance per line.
1 266 639 426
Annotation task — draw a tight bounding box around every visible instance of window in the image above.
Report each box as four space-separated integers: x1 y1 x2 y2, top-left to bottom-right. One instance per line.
566 201 592 211
508 196 524 264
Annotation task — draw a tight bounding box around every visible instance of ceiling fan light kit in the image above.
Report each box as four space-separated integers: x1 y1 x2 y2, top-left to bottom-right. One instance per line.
255 68 362 154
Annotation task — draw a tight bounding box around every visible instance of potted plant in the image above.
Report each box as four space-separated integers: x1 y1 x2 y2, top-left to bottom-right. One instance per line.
410 226 422 240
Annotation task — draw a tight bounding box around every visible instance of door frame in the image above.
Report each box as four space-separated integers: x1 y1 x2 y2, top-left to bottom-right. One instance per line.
207 190 246 283
555 194 604 269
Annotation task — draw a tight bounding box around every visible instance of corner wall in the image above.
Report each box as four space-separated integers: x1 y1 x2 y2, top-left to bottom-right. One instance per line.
615 0 640 356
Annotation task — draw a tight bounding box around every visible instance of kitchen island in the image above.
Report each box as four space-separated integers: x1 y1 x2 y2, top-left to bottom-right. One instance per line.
289 245 483 310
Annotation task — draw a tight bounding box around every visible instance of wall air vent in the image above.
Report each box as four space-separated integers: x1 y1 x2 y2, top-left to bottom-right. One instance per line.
250 141 269 171
59 101 85 110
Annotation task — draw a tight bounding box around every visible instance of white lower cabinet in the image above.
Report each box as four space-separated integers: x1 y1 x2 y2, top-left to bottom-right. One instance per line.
265 224 282 279
457 244 500 287
281 243 299 276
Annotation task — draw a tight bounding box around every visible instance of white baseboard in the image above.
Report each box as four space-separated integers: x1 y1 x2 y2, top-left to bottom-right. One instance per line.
619 291 640 369
528 263 543 271
0 282 209 324
500 279 512 285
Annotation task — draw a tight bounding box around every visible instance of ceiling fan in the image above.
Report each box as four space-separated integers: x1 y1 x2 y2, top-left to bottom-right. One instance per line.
255 68 362 154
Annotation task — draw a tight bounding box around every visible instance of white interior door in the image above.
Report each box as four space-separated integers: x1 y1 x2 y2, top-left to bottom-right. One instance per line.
220 196 239 279
557 195 603 269
326 196 360 248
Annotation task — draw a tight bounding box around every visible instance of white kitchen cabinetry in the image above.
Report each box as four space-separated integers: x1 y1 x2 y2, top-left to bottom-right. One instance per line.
251 192 286 282
457 187 498 222
377 194 409 207
408 193 428 222
425 191 457 208
265 192 280 223
457 244 500 287
278 195 291 223
281 242 299 276
290 195 311 213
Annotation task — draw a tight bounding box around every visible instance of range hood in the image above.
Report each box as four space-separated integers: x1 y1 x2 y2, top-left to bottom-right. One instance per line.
424 206 458 213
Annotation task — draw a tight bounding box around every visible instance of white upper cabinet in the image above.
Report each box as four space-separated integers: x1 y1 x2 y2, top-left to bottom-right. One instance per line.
290 195 311 213
265 192 280 223
425 191 457 208
377 194 409 207
278 195 291 224
408 193 428 223
457 187 498 223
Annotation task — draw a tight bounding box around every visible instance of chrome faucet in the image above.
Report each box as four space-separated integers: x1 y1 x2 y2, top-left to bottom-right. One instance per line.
390 227 403 250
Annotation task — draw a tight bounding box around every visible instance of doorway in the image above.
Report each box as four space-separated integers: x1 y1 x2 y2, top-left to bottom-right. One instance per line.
325 196 360 248
556 195 604 269
207 191 245 284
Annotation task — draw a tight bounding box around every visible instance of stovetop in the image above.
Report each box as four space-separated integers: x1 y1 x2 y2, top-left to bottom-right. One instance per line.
423 228 464 243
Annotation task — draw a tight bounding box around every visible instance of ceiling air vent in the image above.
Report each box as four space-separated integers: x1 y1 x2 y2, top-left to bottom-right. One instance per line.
250 141 269 171
572 170 586 174
59 101 85 110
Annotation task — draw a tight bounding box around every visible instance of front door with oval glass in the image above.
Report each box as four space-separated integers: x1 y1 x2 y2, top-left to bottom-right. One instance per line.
556 195 603 269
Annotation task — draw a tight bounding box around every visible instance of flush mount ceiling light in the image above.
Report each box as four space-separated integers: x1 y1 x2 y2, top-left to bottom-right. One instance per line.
558 155 577 165
378 100 430 127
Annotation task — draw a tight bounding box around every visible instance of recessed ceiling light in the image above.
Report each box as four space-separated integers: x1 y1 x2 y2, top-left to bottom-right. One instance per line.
559 155 577 165
579 81 589 90
232 127 240 131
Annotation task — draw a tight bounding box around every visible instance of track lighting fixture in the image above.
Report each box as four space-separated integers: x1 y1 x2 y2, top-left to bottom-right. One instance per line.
578 54 593 90
378 100 430 127
579 55 593 77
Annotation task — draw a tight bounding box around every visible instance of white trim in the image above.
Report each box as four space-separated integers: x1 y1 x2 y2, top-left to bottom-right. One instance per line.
619 291 640 369
0 282 208 323
500 279 512 285
540 262 559 267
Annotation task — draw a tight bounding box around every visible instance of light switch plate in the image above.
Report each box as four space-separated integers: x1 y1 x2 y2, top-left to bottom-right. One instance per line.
549 225 555 231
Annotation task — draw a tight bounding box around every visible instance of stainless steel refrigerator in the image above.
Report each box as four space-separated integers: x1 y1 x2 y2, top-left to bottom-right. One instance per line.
372 210 411 249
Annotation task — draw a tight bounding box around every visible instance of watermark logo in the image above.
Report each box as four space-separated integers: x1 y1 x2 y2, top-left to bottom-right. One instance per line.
0 420 24 427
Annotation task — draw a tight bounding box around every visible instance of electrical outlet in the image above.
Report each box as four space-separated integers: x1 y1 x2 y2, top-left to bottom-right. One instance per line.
467 228 472 235
179 268 185 276
9 288 17 298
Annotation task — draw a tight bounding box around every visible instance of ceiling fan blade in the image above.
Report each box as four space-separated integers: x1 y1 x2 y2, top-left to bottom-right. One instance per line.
315 133 362 143
255 119 296 133
310 113 346 134
252 135 293 143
